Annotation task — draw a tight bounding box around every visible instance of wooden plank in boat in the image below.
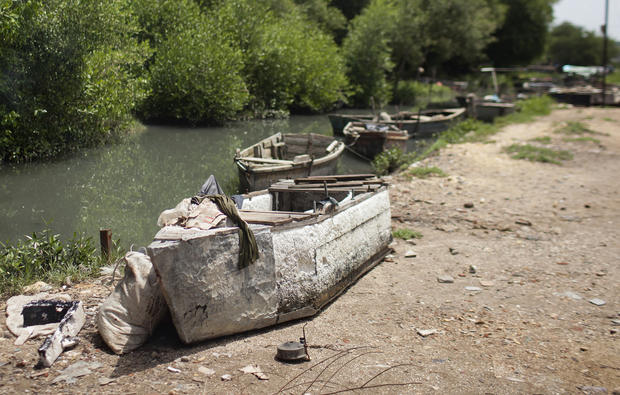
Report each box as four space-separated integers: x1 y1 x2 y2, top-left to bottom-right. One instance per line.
294 174 376 183
268 185 380 193
239 210 315 225
237 157 293 165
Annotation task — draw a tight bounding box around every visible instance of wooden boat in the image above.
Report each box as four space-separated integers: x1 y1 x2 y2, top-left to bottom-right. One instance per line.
473 102 515 122
234 133 345 192
328 107 466 138
343 121 408 159
147 174 392 344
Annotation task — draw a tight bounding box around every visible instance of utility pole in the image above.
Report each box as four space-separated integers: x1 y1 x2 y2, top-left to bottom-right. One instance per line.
601 0 609 107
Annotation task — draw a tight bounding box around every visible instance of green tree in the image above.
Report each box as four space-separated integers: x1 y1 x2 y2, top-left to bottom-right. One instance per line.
548 22 620 66
214 0 348 114
485 0 556 67
342 0 396 107
0 0 149 163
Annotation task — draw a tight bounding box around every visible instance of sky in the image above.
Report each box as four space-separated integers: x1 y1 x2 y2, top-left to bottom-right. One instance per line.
553 0 620 40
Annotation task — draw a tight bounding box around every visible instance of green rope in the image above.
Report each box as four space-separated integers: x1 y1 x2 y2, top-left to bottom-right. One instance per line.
193 194 259 269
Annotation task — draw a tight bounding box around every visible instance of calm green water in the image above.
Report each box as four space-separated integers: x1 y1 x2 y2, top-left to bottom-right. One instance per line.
0 115 377 248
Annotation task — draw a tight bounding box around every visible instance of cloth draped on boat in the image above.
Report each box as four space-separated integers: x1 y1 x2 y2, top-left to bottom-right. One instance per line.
194 194 259 269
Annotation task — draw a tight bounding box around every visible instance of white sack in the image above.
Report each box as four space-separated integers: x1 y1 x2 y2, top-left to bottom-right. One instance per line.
97 251 168 354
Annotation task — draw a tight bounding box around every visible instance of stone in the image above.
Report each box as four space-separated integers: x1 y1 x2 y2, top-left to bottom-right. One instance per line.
180 356 190 362
589 298 606 306
221 374 232 381
198 366 215 376
437 275 454 284
52 361 102 384
449 248 459 255
468 265 477 274
464 202 474 208
404 250 417 258
556 291 583 300
611 319 620 326
465 286 482 292
167 366 181 373
479 280 494 287
577 385 608 394
416 329 437 337
98 377 116 386
23 282 53 294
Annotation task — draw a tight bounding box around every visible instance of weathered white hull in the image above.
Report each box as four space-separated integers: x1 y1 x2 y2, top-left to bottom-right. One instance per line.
147 187 392 344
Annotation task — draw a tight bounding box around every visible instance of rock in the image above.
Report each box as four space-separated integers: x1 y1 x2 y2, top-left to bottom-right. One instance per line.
23 282 53 294
556 262 569 265
416 329 437 337
580 347 588 352
404 250 417 258
52 361 102 384
611 319 620 326
221 374 232 381
167 366 181 373
612 387 620 395
556 291 583 300
198 366 215 376
180 356 190 362
515 219 532 226
449 248 459 255
98 377 116 386
239 365 261 374
468 265 477 274
465 286 482 292
578 385 608 394
589 298 606 306
479 280 494 287
437 275 454 284
464 202 474 208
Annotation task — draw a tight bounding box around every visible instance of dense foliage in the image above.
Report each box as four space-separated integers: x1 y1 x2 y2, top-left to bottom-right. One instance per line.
0 0 149 163
0 0 587 163
548 22 620 66
485 0 555 67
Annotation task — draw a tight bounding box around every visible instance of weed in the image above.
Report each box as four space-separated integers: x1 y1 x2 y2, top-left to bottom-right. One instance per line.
603 117 616 123
0 229 122 296
392 228 423 240
504 144 573 164
529 136 551 144
405 166 447 179
372 148 415 175
562 136 601 144
554 121 600 135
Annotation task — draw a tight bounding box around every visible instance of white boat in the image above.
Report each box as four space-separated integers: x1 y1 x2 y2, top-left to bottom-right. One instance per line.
147 175 392 344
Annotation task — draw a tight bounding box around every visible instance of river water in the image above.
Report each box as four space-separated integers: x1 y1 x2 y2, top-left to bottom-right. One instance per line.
2 113 430 248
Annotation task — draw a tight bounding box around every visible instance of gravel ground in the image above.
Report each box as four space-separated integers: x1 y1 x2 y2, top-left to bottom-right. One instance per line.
1 106 619 394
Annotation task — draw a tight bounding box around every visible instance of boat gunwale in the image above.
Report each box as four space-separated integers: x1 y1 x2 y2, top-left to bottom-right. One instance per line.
151 186 387 242
234 133 345 174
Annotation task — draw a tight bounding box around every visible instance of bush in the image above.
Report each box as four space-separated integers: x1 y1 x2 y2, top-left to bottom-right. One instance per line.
214 0 348 115
142 22 248 124
372 147 414 175
392 228 423 240
393 80 453 106
0 230 113 296
0 0 149 163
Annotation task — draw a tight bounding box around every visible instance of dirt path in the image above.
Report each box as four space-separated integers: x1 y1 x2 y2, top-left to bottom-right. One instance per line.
1 107 619 394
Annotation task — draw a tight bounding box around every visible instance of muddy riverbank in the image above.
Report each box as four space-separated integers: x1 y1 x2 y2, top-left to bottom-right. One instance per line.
0 106 618 394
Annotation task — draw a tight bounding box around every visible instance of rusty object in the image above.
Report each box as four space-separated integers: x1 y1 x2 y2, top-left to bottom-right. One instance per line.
100 229 112 261
276 324 311 362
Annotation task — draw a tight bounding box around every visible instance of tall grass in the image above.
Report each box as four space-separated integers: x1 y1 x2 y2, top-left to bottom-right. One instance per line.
0 230 121 296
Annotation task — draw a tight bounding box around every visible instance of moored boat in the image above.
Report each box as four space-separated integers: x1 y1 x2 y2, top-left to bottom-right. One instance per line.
147 175 392 344
328 107 466 138
343 121 408 159
234 133 345 192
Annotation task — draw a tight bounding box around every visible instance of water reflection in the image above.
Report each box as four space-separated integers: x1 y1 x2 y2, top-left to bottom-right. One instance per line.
0 115 373 247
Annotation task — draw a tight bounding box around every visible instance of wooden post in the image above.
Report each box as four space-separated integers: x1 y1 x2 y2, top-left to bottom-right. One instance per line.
100 229 112 261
